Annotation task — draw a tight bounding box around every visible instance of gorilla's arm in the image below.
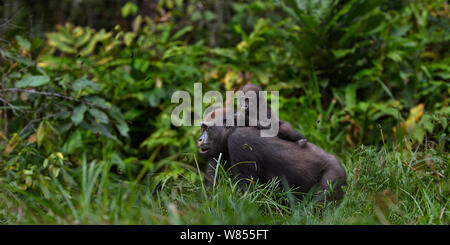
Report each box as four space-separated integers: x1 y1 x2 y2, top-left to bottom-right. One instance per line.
278 120 307 142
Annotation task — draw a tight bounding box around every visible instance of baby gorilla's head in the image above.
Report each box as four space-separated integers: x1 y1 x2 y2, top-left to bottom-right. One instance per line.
240 83 263 113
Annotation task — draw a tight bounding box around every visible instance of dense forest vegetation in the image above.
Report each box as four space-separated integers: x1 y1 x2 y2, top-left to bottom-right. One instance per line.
0 0 448 224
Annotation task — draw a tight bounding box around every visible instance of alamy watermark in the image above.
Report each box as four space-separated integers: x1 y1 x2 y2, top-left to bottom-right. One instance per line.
171 83 279 137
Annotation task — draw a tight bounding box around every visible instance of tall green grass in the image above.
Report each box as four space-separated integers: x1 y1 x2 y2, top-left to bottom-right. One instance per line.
0 143 448 225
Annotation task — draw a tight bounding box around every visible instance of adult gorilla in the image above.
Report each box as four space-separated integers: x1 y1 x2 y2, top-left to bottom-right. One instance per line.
198 108 347 203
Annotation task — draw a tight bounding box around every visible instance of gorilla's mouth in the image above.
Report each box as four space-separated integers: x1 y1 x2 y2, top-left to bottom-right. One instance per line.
199 146 209 154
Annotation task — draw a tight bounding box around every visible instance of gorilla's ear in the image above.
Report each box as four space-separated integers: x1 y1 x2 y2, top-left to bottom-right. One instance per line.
203 108 232 127
203 110 217 126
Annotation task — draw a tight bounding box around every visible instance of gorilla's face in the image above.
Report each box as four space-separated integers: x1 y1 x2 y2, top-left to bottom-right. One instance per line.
198 122 229 159
198 122 212 156
197 107 236 159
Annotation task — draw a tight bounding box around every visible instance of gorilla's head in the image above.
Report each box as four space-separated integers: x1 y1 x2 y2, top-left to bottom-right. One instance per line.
197 108 235 159
239 83 262 115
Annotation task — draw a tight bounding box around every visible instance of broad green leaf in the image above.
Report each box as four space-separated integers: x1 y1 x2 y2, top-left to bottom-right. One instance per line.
332 48 355 58
89 108 109 124
15 75 50 88
79 38 97 56
121 2 138 18
73 26 84 38
93 29 112 42
123 32 136 46
108 106 129 137
71 104 87 125
57 28 75 45
391 24 411 37
3 133 20 157
435 72 450 80
16 35 31 51
371 104 399 120
47 33 76 53
116 120 129 137
50 165 60 178
132 15 142 33
437 106 450 115
75 28 92 47
72 77 99 92
413 127 425 143
387 51 403 62
83 122 118 141
23 169 33 175
85 96 109 109
0 49 34 66
55 111 71 120
163 46 186 60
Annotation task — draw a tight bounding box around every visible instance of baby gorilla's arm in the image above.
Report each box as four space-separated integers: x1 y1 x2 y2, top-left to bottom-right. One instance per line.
277 120 307 147
255 120 307 148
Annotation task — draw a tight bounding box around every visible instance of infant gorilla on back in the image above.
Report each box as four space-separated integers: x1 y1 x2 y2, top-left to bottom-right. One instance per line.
239 83 308 148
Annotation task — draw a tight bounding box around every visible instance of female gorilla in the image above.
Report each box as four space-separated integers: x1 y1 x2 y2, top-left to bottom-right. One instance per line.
198 108 347 204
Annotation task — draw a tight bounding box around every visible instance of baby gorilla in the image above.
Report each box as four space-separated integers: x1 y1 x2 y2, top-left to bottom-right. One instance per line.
239 83 307 147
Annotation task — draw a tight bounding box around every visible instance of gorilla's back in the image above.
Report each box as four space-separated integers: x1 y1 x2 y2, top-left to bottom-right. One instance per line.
227 127 342 193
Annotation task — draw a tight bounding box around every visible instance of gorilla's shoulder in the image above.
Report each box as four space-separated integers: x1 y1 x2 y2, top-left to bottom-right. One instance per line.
226 127 263 151
227 127 294 153
229 127 297 145
228 127 261 142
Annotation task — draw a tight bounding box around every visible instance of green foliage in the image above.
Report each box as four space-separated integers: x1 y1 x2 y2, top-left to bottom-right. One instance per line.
121 2 139 18
0 0 448 224
0 145 448 224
